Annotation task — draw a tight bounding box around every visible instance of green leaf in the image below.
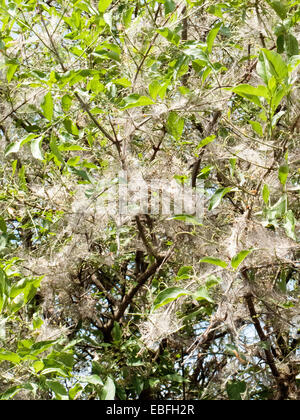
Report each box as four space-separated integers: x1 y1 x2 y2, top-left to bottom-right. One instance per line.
0 269 9 300
153 287 192 311
92 46 120 62
268 75 277 93
277 34 285 54
111 322 122 342
120 94 154 110
226 380 246 400
69 383 82 400
262 184 270 205
286 34 299 57
209 187 237 211
50 137 64 165
277 270 287 293
6 63 18 83
19 165 28 191
249 121 263 136
98 0 113 13
32 360 45 373
41 92 54 121
208 4 223 17
270 1 288 20
206 23 221 54
149 80 164 100
10 277 41 299
101 377 116 400
58 142 84 151
61 94 73 112
76 374 103 386
200 257 228 268
30 339 57 355
67 156 81 167
278 164 289 185
206 275 221 289
156 28 180 45
40 367 69 377
0 386 22 400
257 49 288 84
69 167 94 183
272 86 287 113
193 286 214 303
32 314 43 330
230 84 270 107
197 135 216 148
63 118 79 135
46 380 69 400
4 283 16 307
0 349 21 364
0 217 7 234
9 293 25 313
176 266 193 281
122 6 134 28
164 0 176 15
167 111 185 141
231 249 253 270
31 136 44 160
113 78 132 87
232 84 270 98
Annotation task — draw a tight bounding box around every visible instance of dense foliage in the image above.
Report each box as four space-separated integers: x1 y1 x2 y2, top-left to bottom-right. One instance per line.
0 0 299 400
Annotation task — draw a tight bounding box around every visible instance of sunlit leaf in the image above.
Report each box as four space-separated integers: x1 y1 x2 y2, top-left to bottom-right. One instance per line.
153 287 192 311
167 111 185 141
0 349 21 364
250 121 263 136
61 94 73 112
206 23 222 54
197 135 216 148
120 94 154 110
176 266 193 280
41 92 54 121
101 377 116 400
278 164 289 185
98 0 113 13
200 257 228 268
262 184 270 205
157 28 180 45
257 49 288 84
6 62 18 83
231 249 253 270
193 286 214 303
